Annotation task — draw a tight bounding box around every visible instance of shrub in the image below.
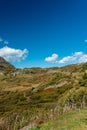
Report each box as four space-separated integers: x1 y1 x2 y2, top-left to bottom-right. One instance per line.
83 73 87 80
79 73 87 87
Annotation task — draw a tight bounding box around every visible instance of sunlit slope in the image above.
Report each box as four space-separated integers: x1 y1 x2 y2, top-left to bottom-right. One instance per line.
0 63 87 129
30 109 87 130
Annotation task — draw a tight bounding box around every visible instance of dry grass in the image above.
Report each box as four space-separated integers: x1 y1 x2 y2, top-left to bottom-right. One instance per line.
0 63 87 129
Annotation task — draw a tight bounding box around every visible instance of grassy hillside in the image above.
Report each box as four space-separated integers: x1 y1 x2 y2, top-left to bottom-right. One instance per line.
30 109 87 130
0 63 87 129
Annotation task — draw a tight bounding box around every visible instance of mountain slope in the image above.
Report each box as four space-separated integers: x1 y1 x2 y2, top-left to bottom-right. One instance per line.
0 63 87 129
0 57 15 69
30 109 87 130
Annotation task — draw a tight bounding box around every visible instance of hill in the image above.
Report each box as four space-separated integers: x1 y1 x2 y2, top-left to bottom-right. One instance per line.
0 57 15 69
0 63 87 129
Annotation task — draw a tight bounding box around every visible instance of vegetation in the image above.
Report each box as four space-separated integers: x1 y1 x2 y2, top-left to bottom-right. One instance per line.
30 109 87 130
0 58 87 129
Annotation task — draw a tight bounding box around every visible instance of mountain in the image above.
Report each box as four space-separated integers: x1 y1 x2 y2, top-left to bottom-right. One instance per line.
0 57 15 69
0 63 87 130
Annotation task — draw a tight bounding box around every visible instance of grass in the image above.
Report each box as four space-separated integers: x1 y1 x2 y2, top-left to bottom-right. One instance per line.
0 65 87 129
30 109 87 130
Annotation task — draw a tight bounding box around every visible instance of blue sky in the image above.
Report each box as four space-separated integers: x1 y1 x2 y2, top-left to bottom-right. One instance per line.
0 0 87 68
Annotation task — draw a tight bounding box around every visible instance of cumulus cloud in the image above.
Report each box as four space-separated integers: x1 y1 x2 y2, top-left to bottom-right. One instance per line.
74 52 83 56
59 51 87 64
45 53 58 62
45 51 87 65
0 46 28 62
59 56 72 64
78 55 87 63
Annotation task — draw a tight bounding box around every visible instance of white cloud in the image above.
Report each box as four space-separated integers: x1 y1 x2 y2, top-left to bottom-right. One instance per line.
74 52 83 56
45 53 58 62
0 46 28 63
45 51 87 65
59 52 87 64
79 55 87 63
59 56 72 64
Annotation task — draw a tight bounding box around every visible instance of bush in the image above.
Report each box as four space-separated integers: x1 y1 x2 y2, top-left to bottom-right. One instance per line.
79 73 87 86
83 73 87 80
